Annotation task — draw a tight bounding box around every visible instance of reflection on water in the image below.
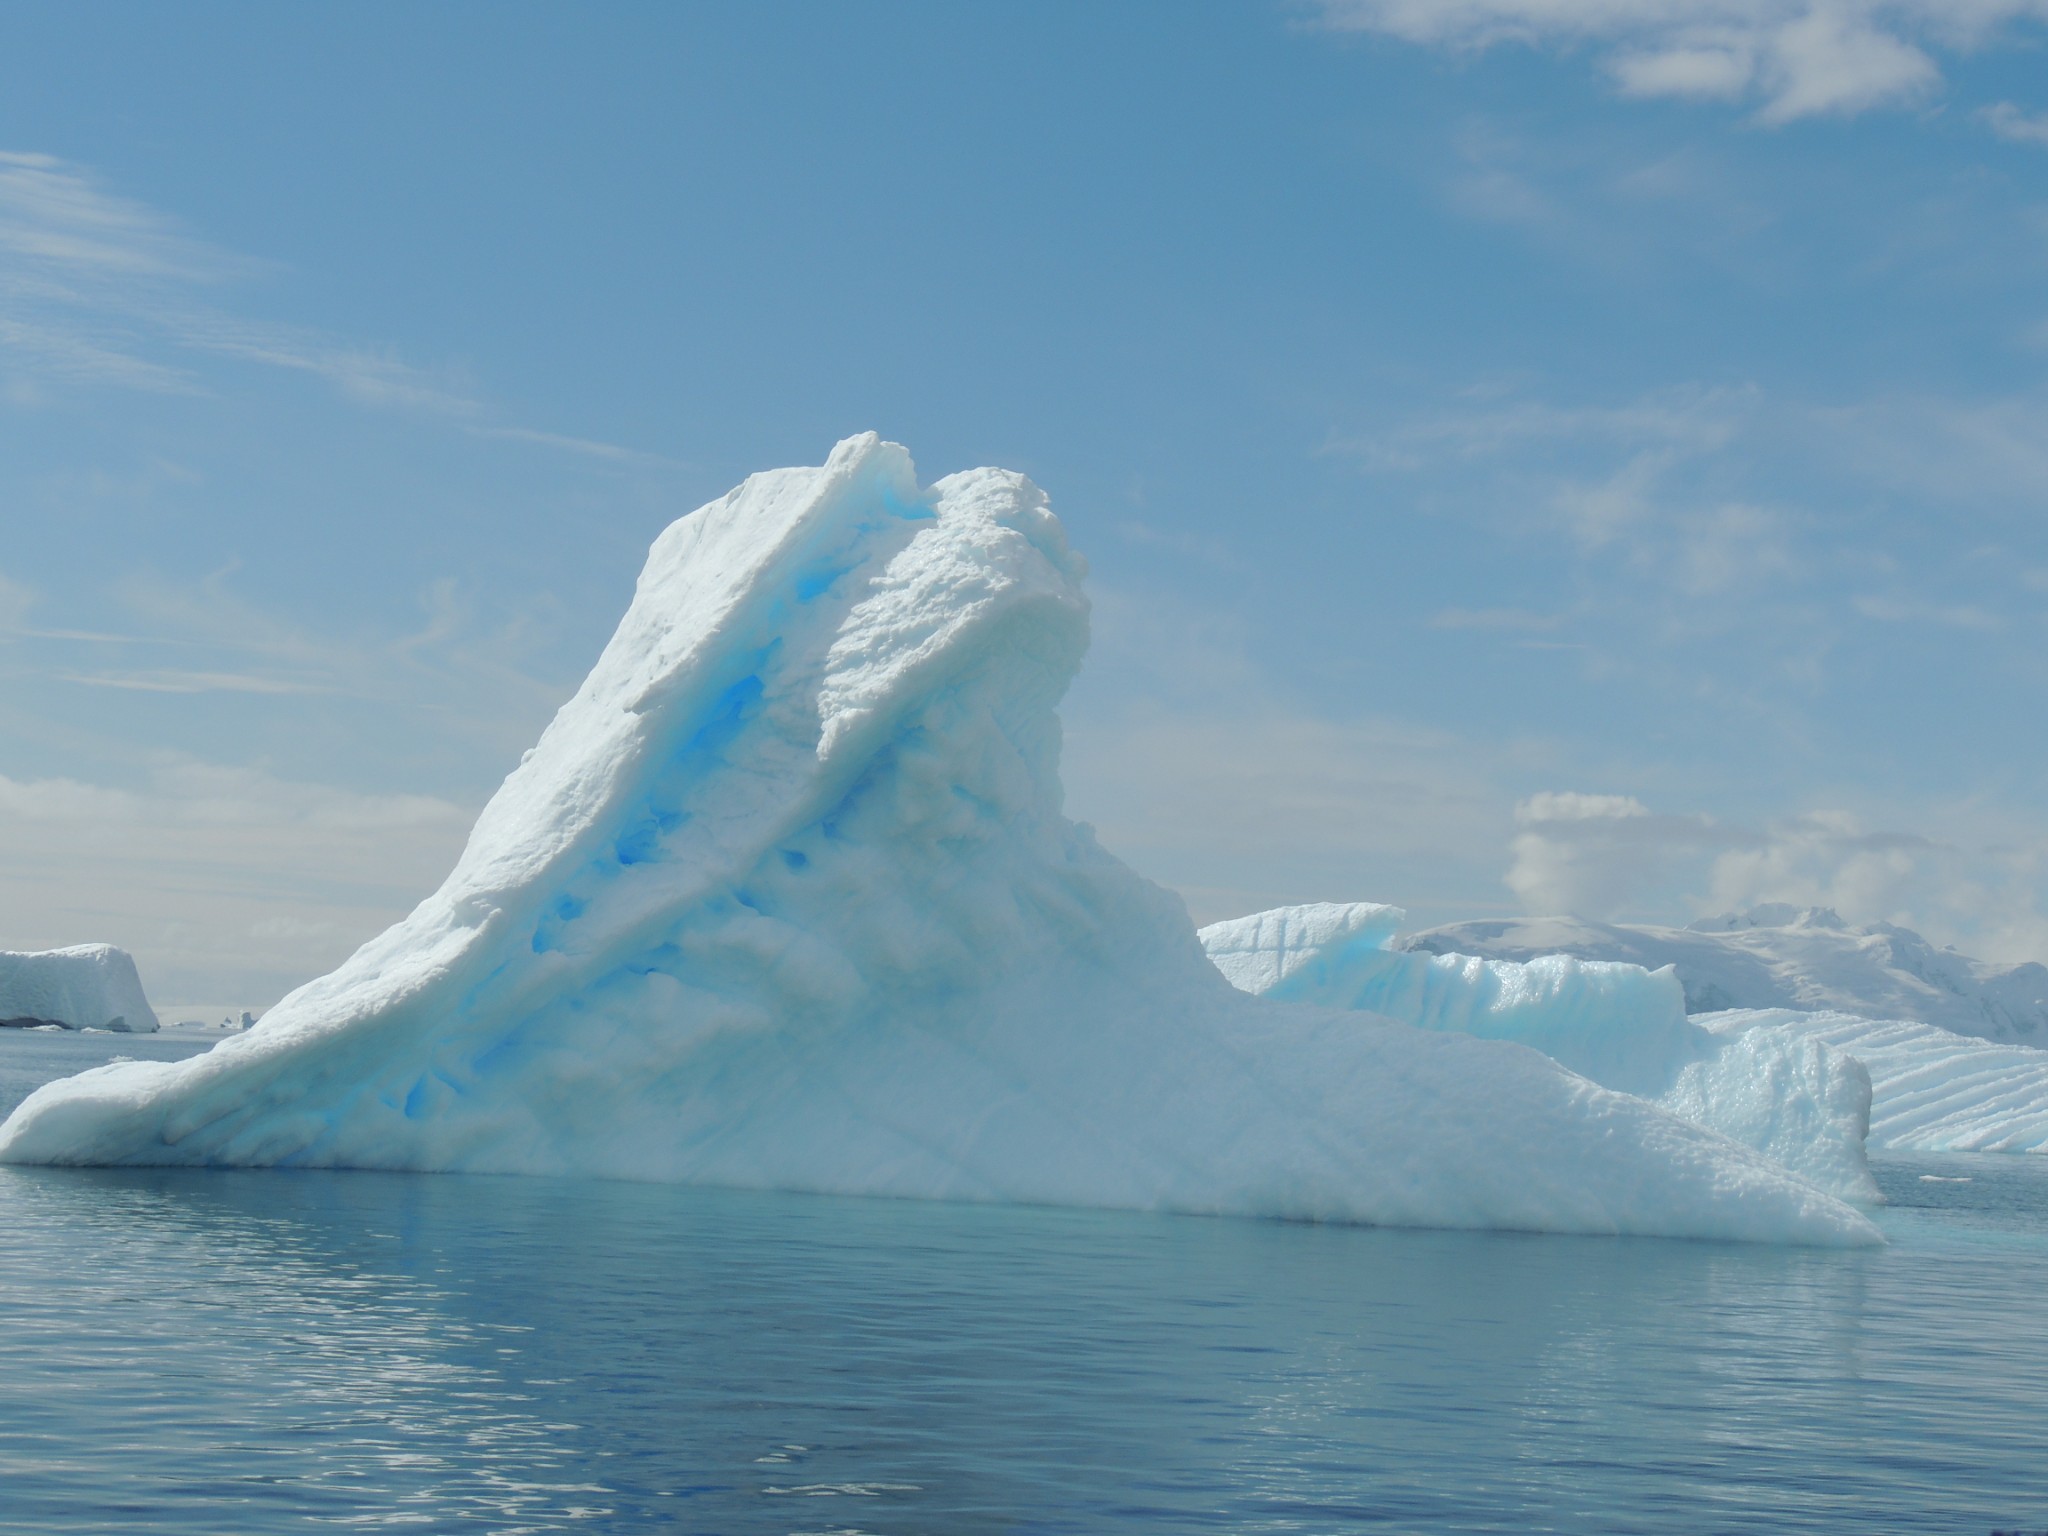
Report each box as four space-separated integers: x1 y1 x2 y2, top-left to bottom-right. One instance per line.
0 1155 2044 1533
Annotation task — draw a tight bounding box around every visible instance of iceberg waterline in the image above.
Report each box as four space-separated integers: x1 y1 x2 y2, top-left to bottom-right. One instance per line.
1200 903 1879 1205
0 437 1877 1244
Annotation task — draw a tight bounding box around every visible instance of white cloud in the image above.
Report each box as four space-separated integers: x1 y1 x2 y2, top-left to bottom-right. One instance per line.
1675 501 1795 595
2 559 581 838
1611 42 1757 101
1703 807 1928 917
1333 383 1751 467
1341 380 2048 641
1061 583 1526 924
1851 593 2002 629
1752 5 1939 122
1502 788 2048 962
0 561 598 1005
1506 791 1718 915
0 150 230 281
53 668 332 695
0 148 653 459
1815 390 2048 509
1519 790 1653 821
1429 605 1568 630
0 757 474 1006
1550 448 1675 547
1982 100 2048 144
0 566 33 631
1066 586 2048 961
1313 1 2048 122
1064 696 1517 925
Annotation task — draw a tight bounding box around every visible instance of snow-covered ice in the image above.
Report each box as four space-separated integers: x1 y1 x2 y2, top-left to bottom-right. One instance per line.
1702 1009 2048 1154
0 946 159 1034
1403 906 2048 1044
0 437 1877 1244
1201 903 1878 1204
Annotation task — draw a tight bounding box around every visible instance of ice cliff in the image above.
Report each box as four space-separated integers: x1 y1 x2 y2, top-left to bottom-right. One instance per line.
0 437 1876 1244
0 946 159 1033
1200 903 1878 1204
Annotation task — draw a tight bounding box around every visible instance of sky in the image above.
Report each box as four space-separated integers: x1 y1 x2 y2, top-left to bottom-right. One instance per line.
3 0 2048 1008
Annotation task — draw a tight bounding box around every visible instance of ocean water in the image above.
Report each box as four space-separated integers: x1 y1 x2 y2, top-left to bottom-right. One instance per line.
2 1036 2045 1534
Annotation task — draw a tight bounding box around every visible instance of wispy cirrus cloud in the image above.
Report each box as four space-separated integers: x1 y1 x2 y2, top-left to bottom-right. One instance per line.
53 668 333 696
0 149 659 460
0 756 474 1006
0 554 578 770
1311 1 2048 124
1337 377 2048 596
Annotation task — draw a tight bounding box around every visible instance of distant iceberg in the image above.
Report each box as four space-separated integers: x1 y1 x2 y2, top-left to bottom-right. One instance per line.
0 437 1876 1245
0 946 159 1034
1703 1008 2048 1154
1401 907 2048 1044
1200 903 1878 1204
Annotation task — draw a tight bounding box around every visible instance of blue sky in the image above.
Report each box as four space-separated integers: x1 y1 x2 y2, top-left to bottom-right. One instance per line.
4 0 2048 1005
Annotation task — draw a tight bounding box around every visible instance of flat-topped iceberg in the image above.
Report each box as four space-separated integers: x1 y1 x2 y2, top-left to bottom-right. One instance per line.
0 437 1876 1244
0 946 159 1034
1200 903 1878 1204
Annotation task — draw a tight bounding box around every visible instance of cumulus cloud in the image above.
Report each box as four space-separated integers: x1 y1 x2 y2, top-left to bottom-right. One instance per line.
1506 791 1719 916
1504 789 2048 962
1312 1 2048 122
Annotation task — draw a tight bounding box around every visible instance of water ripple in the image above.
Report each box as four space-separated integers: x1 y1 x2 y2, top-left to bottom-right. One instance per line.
0 1152 2043 1532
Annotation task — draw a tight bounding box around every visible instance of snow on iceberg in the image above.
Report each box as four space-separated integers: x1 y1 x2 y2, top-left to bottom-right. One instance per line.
1201 902 1878 1204
1703 1008 2048 1154
0 437 1876 1244
0 946 159 1034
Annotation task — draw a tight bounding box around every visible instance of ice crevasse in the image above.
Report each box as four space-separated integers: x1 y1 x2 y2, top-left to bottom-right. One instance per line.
1201 902 1879 1204
0 436 1878 1245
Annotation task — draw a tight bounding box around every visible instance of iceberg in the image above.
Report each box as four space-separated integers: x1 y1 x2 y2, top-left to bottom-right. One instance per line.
0 437 1876 1244
1402 907 2048 1044
1200 902 1878 1204
0 946 159 1034
1703 1008 2048 1154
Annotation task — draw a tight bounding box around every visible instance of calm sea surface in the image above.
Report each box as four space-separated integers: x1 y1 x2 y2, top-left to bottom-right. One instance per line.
2 1032 2045 1534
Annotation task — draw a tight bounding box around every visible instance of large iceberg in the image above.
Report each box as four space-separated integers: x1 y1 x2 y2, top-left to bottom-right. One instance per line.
1200 903 1878 1204
0 946 159 1034
0 437 1876 1244
1703 1008 2048 1154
